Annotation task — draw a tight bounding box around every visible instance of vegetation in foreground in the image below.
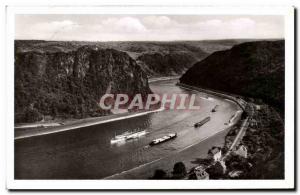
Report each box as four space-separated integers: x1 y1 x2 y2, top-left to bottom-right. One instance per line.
151 101 284 180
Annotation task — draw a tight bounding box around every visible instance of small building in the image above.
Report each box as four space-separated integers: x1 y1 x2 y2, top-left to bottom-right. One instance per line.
234 145 248 158
194 165 209 180
228 170 243 178
208 147 222 162
249 118 258 128
255 105 261 111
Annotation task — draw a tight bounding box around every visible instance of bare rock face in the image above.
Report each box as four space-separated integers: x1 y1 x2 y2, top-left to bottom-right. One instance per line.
15 45 151 123
136 52 200 76
180 40 285 110
16 40 249 78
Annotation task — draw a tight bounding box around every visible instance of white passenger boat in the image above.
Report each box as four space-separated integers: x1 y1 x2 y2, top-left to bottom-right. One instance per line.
110 130 147 144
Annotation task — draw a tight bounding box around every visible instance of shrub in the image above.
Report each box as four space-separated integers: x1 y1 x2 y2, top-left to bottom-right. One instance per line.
172 162 187 179
206 161 224 179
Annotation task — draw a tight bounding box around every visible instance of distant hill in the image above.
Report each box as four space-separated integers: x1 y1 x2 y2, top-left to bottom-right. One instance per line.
16 39 247 123
15 39 283 123
180 40 285 110
15 40 253 77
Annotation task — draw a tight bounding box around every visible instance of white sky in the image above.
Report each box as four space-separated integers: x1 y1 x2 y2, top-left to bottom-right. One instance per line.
15 15 284 41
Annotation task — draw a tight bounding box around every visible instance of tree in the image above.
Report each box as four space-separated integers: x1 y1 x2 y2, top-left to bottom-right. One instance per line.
206 161 224 179
172 162 187 179
23 106 43 123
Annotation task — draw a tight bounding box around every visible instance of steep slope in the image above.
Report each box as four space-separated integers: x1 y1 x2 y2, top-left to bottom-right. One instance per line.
180 40 285 110
136 51 198 76
15 40 248 77
15 45 151 123
120 42 208 76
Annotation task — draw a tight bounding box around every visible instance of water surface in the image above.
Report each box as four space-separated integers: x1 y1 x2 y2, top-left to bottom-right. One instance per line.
15 79 239 179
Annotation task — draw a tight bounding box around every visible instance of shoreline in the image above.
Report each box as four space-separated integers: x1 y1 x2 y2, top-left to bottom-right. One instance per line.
15 107 164 140
105 84 245 179
176 83 247 110
105 122 238 179
15 79 246 180
148 76 181 83
15 76 180 139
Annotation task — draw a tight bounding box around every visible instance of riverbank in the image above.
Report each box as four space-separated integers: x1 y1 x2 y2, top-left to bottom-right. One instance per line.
106 128 231 179
148 76 181 83
176 83 247 110
15 107 164 139
15 79 242 179
221 102 284 179
105 83 244 179
14 76 181 139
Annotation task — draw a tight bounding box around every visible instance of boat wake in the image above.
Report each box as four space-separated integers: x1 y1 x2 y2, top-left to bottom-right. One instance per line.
110 130 148 144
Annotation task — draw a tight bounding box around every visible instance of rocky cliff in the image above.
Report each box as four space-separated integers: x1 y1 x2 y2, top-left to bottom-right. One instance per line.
15 45 151 123
136 52 198 76
180 40 285 110
15 40 247 77
116 42 208 76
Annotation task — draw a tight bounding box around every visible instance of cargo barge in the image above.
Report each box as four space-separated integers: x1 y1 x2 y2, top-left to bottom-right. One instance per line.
194 116 211 128
149 133 177 146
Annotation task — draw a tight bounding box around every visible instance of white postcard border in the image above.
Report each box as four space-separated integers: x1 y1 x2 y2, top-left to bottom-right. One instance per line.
6 5 295 189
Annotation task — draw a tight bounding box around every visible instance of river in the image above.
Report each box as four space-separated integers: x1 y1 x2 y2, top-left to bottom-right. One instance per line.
15 79 240 179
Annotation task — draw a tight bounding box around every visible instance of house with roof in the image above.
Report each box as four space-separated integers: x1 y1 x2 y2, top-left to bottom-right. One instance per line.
208 147 222 162
194 165 209 180
234 145 248 158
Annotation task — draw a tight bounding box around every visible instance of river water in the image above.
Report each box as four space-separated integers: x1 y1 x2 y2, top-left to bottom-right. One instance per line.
15 79 240 179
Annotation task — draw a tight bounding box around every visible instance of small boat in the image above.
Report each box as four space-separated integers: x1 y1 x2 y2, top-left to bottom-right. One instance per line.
211 105 219 112
194 117 211 128
149 133 177 146
111 130 146 144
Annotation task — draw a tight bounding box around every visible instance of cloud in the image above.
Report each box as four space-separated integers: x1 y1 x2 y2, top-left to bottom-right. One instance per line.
99 17 147 33
193 18 260 39
15 15 284 41
196 18 256 30
142 16 174 28
228 18 256 32
25 20 81 40
197 19 223 27
229 18 256 27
